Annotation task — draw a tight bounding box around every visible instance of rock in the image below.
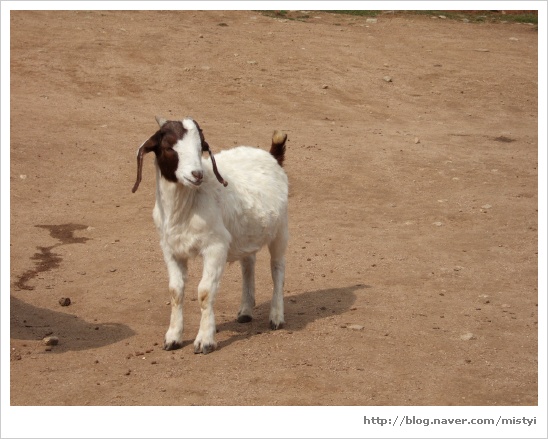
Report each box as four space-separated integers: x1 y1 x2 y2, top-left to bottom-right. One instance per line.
348 324 364 331
433 221 443 227
509 37 519 41
366 18 377 24
43 336 59 346
59 297 71 306
474 49 490 52
322 84 329 89
414 137 420 144
481 204 492 209
383 76 392 82
460 332 476 341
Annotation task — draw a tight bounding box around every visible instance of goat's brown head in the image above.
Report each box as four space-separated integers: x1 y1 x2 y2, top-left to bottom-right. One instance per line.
132 116 227 193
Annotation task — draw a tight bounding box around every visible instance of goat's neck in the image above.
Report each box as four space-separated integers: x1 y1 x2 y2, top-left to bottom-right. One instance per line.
155 163 197 225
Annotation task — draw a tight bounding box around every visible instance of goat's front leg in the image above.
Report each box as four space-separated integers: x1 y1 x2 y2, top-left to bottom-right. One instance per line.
163 254 188 351
194 244 227 354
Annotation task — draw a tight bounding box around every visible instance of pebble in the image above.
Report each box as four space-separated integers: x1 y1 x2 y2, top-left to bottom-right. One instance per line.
474 49 490 52
509 37 519 41
383 76 392 82
481 204 492 209
59 297 71 306
366 18 377 24
460 333 476 341
43 336 59 346
322 84 329 89
20 174 27 179
348 324 364 331
414 137 420 144
433 221 443 227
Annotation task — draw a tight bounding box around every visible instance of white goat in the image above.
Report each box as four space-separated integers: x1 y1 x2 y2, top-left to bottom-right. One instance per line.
132 116 288 354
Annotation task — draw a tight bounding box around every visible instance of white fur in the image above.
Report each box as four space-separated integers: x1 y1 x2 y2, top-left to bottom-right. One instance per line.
150 120 288 353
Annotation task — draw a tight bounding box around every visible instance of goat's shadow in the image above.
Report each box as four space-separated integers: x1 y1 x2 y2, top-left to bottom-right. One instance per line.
214 283 369 351
10 295 135 352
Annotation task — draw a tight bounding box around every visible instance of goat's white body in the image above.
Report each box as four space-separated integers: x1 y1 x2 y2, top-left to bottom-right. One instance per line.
152 144 288 353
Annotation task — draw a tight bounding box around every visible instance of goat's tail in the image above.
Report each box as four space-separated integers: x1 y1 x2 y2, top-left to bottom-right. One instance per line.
270 130 287 167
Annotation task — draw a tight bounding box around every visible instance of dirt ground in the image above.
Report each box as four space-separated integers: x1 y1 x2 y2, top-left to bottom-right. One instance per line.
8 9 540 414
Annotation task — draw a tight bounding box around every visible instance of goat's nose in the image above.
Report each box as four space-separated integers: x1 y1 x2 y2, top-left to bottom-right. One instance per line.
191 170 204 182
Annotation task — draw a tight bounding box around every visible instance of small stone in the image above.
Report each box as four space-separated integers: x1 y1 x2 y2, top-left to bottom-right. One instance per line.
19 174 27 179
322 84 329 89
383 76 392 82
348 324 364 331
438 15 446 19
474 49 490 52
366 18 377 23
433 221 443 227
414 137 420 144
43 336 59 346
460 332 476 341
509 37 519 41
481 204 492 209
59 297 71 306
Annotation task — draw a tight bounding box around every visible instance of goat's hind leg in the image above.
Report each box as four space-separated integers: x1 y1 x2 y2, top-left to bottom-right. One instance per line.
268 228 287 330
237 254 256 323
163 256 188 350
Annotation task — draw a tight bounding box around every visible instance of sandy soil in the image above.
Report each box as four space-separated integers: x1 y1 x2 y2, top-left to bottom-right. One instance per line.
8 9 539 414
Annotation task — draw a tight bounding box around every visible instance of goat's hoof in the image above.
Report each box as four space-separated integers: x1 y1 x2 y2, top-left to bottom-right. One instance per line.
194 343 216 354
270 320 284 330
163 340 183 351
237 314 253 323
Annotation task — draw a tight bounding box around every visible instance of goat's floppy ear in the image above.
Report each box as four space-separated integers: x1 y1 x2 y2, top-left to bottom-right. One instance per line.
132 132 159 193
155 115 167 127
194 121 228 187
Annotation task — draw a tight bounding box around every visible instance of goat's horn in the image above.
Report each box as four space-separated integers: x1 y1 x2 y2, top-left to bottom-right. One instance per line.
155 115 167 127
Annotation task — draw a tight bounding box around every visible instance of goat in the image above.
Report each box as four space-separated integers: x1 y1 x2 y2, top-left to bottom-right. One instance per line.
132 116 288 354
